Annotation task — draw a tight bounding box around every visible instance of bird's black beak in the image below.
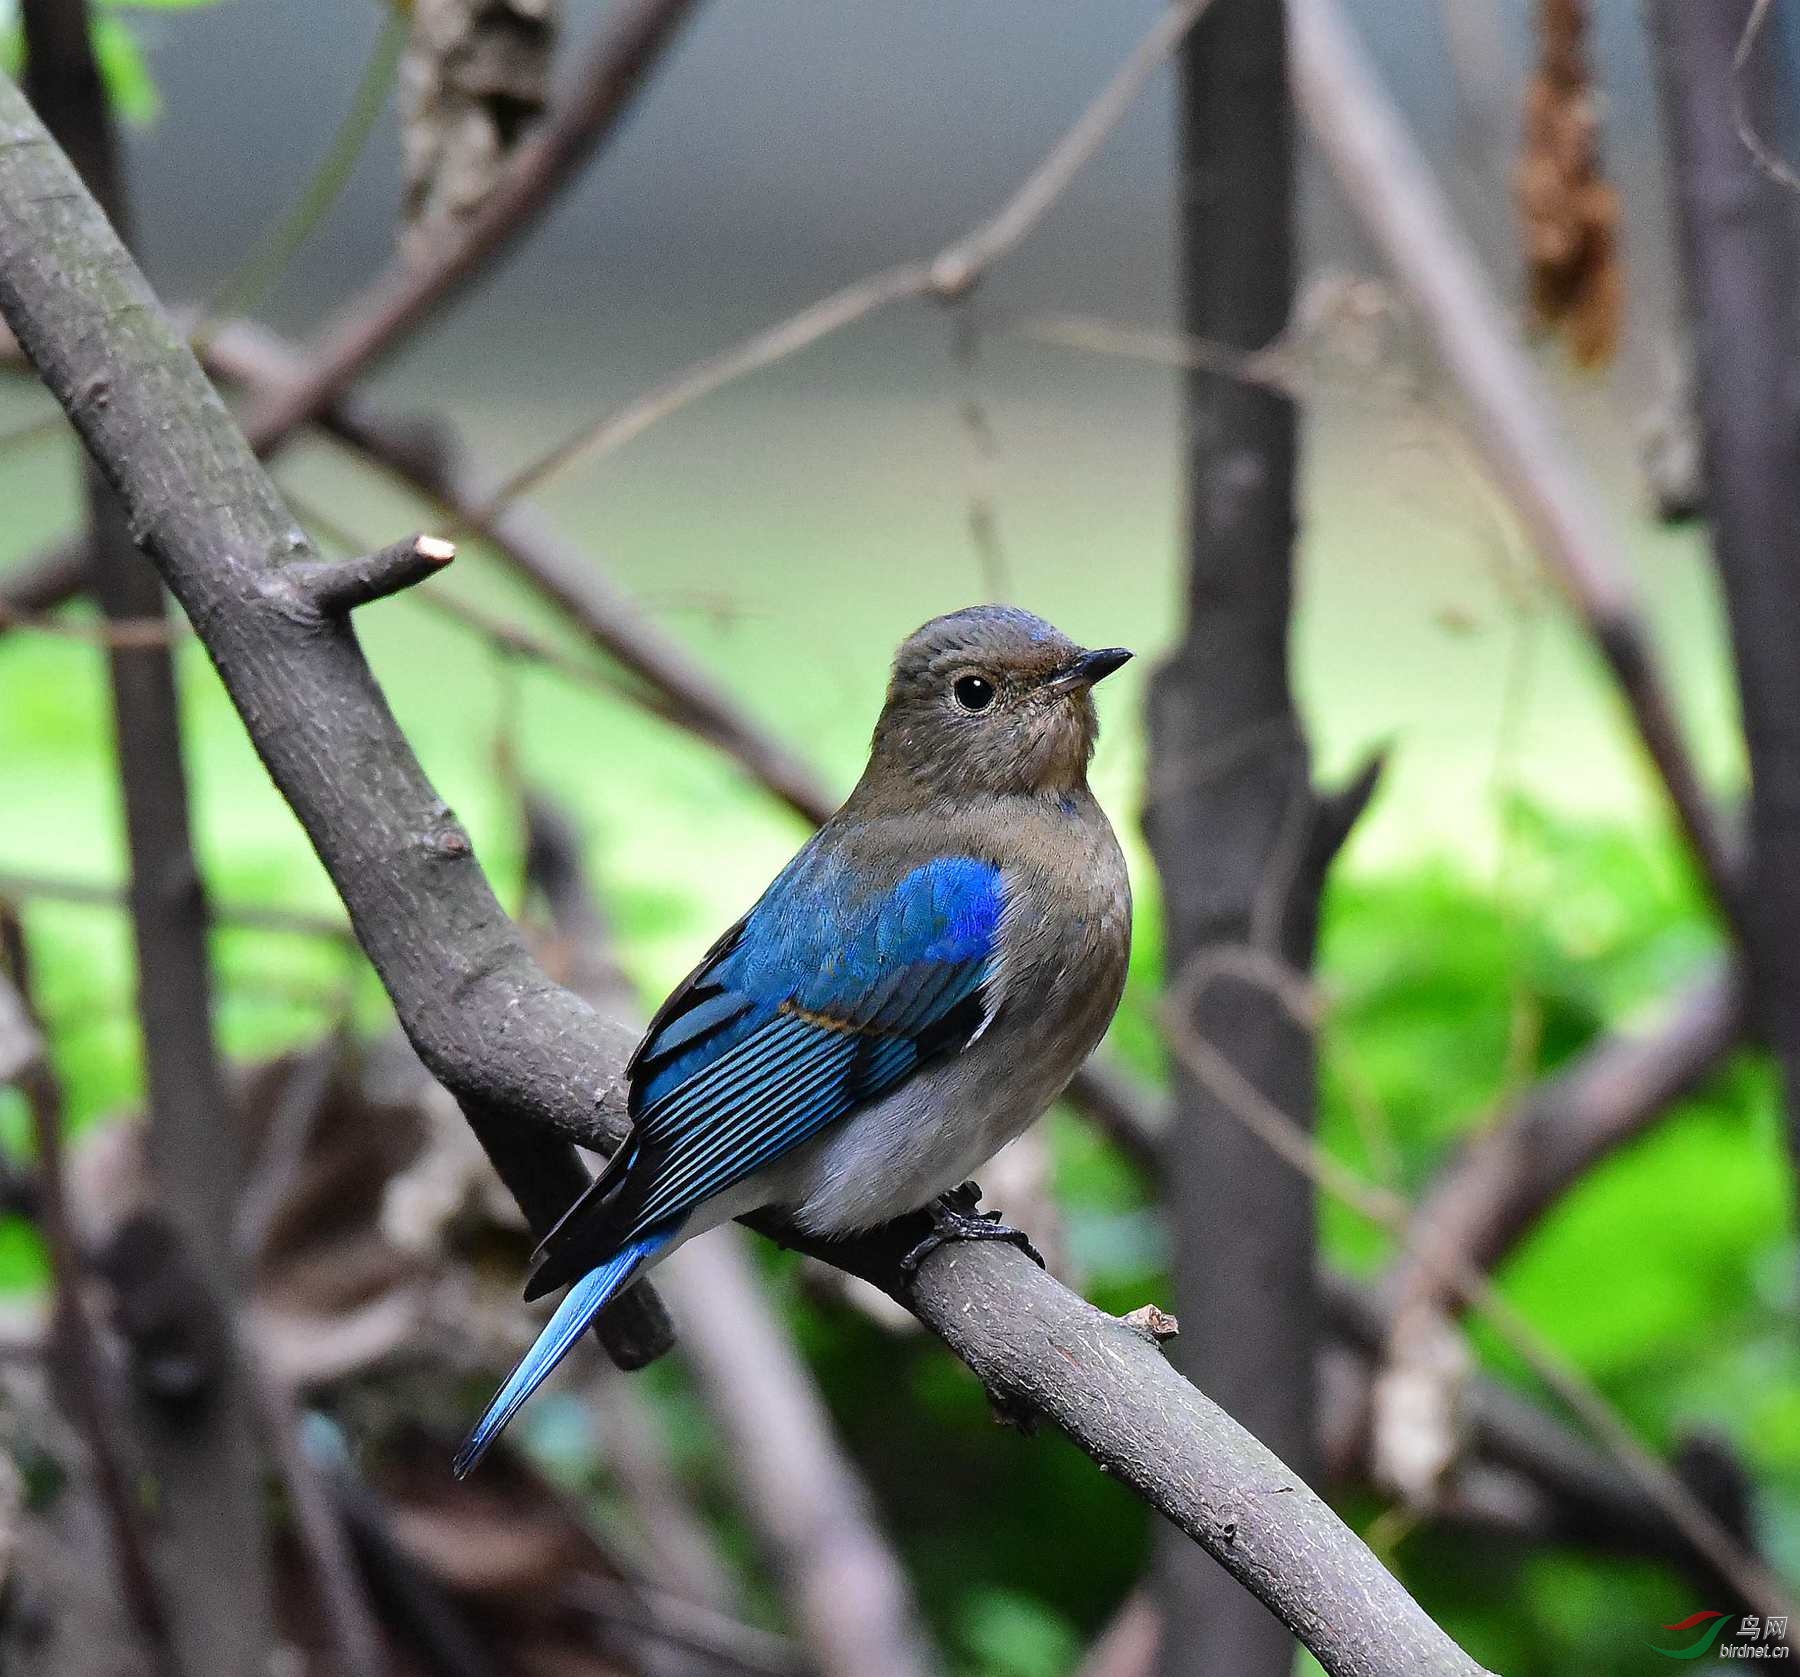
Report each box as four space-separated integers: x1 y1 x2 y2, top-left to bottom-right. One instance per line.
1046 646 1133 694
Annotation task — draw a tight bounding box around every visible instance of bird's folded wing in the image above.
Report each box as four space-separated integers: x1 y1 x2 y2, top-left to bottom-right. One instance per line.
525 853 1006 1297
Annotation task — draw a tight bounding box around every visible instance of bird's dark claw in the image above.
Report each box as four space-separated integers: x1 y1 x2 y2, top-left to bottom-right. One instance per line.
900 1180 1045 1279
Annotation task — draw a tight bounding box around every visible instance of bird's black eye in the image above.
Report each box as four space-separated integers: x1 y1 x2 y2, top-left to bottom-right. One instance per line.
953 674 995 713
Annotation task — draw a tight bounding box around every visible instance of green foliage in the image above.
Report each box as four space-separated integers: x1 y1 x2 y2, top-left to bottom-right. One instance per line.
956 1589 1080 1677
1312 811 1796 1675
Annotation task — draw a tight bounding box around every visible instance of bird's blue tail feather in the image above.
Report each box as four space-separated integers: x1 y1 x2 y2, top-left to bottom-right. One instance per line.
453 1226 674 1478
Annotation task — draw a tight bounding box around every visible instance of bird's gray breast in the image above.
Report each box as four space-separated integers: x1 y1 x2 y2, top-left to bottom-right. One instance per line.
776 794 1131 1237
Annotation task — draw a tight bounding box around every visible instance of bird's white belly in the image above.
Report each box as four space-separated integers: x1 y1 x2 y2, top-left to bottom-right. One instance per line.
758 1025 1078 1237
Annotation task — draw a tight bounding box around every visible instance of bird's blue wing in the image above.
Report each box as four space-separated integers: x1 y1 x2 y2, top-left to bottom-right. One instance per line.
525 851 1004 1297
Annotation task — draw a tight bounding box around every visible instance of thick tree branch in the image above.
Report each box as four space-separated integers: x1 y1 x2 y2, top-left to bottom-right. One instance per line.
1647 0 1800 1181
1146 6 1349 1673
0 74 1491 1677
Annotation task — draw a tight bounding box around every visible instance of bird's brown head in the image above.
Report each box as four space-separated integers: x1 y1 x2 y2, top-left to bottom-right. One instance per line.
860 605 1131 803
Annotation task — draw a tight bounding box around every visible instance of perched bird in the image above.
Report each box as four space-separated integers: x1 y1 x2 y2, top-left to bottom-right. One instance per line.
455 605 1133 1476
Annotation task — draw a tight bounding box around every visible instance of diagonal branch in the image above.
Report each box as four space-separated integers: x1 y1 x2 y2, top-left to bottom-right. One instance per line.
1386 962 1743 1326
236 0 703 454
0 71 1492 1677
1287 0 1740 923
479 0 1219 513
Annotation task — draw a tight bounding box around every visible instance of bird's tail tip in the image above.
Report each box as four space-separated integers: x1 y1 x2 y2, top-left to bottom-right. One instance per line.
451 1225 673 1478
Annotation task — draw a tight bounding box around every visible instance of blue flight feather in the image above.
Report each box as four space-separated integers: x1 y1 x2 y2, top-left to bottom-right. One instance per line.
453 1224 675 1478
522 854 1004 1305
616 858 1003 1237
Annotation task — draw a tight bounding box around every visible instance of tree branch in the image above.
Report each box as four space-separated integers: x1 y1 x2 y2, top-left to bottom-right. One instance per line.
18 4 273 1666
0 913 174 1673
0 72 1492 1677
1147 6 1349 1672
1287 0 1740 923
279 531 456 617
236 0 703 454
1647 0 1800 1184
1387 963 1743 1320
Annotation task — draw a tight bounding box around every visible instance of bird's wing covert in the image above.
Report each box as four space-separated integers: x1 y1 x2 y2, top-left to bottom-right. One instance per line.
526 853 1004 1295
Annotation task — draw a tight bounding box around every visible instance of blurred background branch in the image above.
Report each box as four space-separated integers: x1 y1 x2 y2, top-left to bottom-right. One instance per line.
0 0 1792 1672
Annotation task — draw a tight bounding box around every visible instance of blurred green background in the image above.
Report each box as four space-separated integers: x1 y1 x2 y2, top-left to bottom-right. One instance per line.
1 2 1793 1672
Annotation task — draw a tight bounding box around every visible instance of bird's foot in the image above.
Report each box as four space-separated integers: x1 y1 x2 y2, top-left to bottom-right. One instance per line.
899 1181 1045 1278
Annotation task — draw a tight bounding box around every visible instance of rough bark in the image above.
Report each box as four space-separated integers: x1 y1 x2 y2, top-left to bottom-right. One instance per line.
0 75 1493 1677
1647 0 1800 1180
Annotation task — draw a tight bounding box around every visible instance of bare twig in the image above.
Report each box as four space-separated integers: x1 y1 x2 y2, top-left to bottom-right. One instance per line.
280 532 457 616
418 587 657 709
479 0 1219 512
237 0 702 454
0 598 181 646
1287 0 1740 920
0 77 1492 1677
0 869 354 942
